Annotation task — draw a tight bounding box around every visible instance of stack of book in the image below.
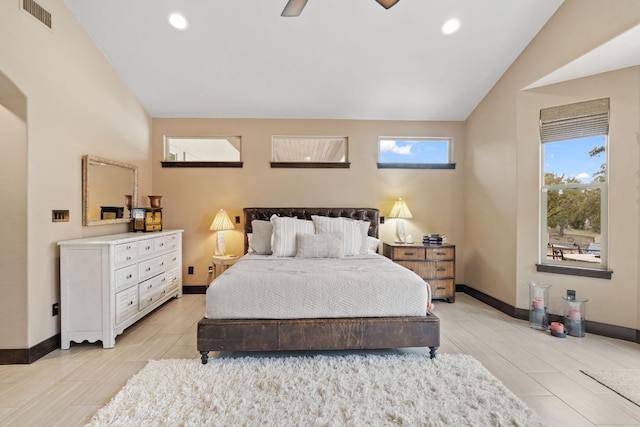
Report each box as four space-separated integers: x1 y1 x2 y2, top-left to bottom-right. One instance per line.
423 234 447 245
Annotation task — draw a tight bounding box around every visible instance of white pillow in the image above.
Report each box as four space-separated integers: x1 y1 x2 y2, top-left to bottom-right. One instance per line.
250 220 273 255
311 216 369 256
364 236 380 254
270 215 315 257
295 233 344 258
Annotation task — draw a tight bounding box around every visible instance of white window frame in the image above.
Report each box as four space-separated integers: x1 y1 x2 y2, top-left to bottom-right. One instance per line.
537 98 611 277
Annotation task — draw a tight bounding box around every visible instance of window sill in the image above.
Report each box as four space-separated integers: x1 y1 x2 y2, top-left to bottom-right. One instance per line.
161 161 243 168
270 162 350 169
536 263 612 279
377 163 456 169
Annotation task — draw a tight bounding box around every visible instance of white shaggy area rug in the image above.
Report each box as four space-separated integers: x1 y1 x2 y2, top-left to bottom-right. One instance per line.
87 353 544 426
582 369 640 407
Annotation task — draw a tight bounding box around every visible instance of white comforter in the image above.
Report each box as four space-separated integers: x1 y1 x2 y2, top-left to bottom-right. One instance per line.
205 254 430 319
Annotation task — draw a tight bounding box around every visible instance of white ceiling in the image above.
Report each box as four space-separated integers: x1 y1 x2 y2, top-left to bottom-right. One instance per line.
63 0 564 121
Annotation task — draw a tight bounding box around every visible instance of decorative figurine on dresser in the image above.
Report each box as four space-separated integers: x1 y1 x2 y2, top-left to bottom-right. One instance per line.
132 195 163 232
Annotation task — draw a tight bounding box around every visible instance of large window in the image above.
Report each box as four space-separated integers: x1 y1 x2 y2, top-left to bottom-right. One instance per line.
377 137 455 169
539 98 610 276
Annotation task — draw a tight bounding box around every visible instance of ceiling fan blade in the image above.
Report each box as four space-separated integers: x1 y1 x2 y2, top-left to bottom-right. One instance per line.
281 0 308 17
375 0 400 9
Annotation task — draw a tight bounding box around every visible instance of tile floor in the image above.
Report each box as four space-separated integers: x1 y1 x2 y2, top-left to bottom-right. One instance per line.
0 293 639 426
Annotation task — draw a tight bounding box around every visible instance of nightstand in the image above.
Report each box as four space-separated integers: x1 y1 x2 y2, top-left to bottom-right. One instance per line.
383 242 456 303
211 254 239 279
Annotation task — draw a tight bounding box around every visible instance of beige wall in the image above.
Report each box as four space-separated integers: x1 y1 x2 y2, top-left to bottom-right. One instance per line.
465 0 640 328
152 119 466 287
0 0 152 348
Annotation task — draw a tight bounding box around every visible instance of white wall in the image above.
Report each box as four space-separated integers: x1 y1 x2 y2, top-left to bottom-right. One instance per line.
0 0 152 348
465 0 640 329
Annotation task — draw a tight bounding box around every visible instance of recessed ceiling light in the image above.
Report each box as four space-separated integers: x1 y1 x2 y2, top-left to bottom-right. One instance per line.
168 13 188 30
441 18 461 35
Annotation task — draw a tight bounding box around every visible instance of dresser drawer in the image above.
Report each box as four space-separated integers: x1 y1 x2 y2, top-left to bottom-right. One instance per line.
425 247 454 261
396 261 428 277
153 236 167 254
139 255 167 282
138 239 155 259
115 264 138 292
139 275 169 310
114 242 138 267
166 233 181 251
428 279 455 298
391 247 425 260
115 286 138 325
166 268 180 292
166 251 180 269
424 261 454 279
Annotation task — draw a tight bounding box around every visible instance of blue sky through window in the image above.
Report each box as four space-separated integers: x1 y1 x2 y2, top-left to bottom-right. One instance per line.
379 139 449 163
543 135 605 183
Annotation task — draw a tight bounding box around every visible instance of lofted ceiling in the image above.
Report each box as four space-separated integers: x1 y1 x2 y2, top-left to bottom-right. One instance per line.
63 0 565 121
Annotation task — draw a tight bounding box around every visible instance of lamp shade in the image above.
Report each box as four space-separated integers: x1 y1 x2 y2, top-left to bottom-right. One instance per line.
209 209 235 231
389 198 413 219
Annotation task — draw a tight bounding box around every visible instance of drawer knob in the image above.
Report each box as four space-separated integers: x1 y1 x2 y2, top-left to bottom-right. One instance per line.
148 284 153 289
126 256 131 261
146 246 151 250
146 267 151 272
126 274 132 279
436 286 446 290
437 267 446 271
405 252 415 256
127 245 132 249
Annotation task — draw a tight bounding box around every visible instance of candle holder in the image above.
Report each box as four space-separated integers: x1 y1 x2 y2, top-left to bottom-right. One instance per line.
528 281 551 330
562 296 588 337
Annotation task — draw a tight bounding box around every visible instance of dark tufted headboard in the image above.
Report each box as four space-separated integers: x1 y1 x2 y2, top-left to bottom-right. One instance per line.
243 207 379 254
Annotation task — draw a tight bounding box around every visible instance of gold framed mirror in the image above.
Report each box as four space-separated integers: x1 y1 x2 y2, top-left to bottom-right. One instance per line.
82 155 138 226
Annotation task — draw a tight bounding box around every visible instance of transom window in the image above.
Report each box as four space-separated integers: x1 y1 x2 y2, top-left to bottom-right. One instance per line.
538 98 610 277
271 136 349 168
377 137 454 169
162 136 242 168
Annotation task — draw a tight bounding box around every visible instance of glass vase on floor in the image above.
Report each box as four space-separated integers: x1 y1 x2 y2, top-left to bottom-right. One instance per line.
528 282 551 330
562 296 588 337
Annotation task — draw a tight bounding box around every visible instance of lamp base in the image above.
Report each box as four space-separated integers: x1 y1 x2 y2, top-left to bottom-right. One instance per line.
215 231 226 256
395 219 406 244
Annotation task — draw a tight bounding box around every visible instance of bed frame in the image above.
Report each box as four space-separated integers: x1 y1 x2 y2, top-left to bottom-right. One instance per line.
197 207 440 364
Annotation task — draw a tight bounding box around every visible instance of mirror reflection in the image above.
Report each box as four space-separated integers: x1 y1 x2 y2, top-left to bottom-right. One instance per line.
82 155 138 226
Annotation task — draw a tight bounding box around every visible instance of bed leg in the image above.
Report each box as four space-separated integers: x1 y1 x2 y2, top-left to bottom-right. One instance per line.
429 346 438 359
200 351 209 365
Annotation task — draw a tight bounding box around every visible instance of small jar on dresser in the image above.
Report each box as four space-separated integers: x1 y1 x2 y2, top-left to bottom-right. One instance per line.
383 242 456 303
58 230 183 349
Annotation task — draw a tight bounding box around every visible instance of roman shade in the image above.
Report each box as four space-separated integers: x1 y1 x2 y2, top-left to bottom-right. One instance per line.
540 98 610 143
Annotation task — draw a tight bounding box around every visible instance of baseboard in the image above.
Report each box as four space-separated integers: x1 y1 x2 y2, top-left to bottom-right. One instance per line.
458 284 639 344
0 333 60 365
182 285 207 294
3 285 637 364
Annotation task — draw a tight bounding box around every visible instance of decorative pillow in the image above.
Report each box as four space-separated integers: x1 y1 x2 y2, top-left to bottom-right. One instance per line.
295 233 344 259
364 236 380 254
247 233 254 253
270 215 315 257
311 216 369 256
250 220 273 255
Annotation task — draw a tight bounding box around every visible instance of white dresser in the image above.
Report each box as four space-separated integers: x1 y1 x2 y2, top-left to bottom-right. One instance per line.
58 230 183 349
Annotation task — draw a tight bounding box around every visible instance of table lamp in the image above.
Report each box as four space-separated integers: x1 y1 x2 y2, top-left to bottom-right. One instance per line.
210 209 235 255
389 198 413 243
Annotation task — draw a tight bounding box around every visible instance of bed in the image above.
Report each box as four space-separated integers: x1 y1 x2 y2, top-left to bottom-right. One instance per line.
197 207 440 364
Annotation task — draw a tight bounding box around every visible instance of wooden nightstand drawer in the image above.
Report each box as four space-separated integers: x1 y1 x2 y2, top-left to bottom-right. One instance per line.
385 246 426 260
428 279 454 298
424 261 454 278
425 247 454 261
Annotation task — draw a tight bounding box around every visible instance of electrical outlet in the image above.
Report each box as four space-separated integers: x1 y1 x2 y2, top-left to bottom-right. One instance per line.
52 303 59 316
235 216 240 224
188 266 194 275
380 216 385 224
208 266 213 274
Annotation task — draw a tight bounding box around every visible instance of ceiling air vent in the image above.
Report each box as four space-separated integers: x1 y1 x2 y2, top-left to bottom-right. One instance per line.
22 0 52 29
